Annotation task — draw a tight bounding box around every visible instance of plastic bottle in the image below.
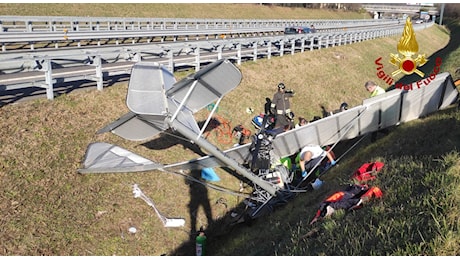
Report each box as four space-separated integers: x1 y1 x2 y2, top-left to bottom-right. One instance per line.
195 231 206 256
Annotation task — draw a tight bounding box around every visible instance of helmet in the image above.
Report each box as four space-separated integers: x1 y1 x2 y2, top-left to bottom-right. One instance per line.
278 83 285 89
340 102 348 111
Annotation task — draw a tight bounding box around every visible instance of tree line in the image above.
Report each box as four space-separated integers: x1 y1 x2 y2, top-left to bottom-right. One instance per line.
261 3 460 18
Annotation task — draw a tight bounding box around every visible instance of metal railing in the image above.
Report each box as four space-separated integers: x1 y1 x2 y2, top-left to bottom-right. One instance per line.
0 16 401 53
0 20 404 75
0 17 432 101
0 15 397 33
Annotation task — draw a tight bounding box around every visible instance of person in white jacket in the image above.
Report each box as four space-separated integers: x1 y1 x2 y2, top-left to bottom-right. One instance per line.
298 145 336 177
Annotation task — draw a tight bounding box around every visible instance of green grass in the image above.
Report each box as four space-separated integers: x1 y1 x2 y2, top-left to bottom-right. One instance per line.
0 3 367 19
1 4 459 256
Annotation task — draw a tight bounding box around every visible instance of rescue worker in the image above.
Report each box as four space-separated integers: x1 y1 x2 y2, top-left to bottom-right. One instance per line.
364 80 385 97
295 117 308 128
270 82 295 129
297 144 336 178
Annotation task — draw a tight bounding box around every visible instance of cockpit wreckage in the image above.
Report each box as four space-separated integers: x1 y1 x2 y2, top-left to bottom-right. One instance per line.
78 59 459 222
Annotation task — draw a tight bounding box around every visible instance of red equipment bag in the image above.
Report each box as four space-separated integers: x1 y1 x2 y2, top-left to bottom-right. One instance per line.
352 161 384 182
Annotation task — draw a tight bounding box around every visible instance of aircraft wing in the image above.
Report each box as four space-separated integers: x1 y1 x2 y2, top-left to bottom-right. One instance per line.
78 142 252 174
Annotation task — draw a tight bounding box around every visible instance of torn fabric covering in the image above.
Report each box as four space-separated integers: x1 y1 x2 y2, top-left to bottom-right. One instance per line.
78 142 163 174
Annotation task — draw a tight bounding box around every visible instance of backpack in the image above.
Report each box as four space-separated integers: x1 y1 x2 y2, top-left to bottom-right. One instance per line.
251 114 275 129
232 124 252 145
352 161 384 182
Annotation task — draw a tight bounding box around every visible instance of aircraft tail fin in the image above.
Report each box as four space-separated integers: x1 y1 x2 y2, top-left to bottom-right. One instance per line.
96 112 168 141
97 60 241 141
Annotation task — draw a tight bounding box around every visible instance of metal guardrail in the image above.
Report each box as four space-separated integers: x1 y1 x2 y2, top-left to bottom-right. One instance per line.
0 18 432 101
0 16 397 33
0 20 402 75
0 17 401 53
0 22 403 76
362 4 438 14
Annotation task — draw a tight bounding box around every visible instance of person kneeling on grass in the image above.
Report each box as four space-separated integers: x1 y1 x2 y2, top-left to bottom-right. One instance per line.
298 144 336 178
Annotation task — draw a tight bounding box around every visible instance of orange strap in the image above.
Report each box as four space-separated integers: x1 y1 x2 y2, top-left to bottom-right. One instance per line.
325 191 345 202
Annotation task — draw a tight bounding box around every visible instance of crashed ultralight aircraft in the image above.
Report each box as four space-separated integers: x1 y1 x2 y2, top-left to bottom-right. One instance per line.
78 59 459 219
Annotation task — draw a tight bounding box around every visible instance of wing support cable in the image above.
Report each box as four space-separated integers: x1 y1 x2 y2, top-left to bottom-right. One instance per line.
316 132 369 180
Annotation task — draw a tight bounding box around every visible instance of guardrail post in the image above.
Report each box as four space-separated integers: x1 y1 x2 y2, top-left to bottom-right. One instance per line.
300 38 305 53
217 45 223 60
93 55 103 91
133 53 141 62
267 41 272 59
195 47 200 71
290 39 295 55
42 59 54 100
237 43 242 65
167 51 174 73
253 43 257 62
279 40 284 56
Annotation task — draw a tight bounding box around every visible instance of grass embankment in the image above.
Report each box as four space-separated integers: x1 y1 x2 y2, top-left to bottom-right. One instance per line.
0 3 367 19
1 4 459 256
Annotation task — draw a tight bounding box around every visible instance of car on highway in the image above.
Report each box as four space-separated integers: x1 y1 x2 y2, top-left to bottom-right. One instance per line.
284 26 311 34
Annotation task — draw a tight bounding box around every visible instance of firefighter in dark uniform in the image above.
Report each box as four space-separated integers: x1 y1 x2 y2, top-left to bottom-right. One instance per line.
270 83 295 129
